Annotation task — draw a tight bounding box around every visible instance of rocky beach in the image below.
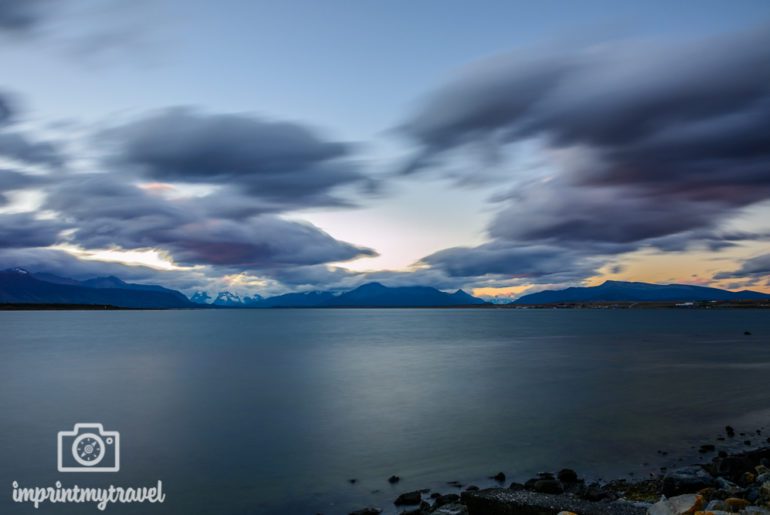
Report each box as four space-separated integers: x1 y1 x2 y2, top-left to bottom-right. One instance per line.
348 426 770 515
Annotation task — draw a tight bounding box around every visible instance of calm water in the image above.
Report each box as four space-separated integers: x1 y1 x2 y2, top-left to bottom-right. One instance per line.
1 309 770 514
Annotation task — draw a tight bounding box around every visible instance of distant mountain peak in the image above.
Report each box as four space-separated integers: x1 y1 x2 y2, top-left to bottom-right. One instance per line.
600 280 643 286
332 282 486 307
82 276 128 288
515 280 770 304
213 291 243 306
451 289 476 300
190 291 212 304
355 282 387 291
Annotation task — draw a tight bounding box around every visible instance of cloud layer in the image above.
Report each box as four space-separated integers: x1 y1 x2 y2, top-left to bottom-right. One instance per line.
400 24 770 286
0 107 379 290
0 0 48 33
1 21 769 296
102 108 375 211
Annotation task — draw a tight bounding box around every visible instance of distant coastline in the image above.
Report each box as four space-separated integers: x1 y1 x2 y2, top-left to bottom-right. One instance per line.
2 299 769 310
3 268 770 310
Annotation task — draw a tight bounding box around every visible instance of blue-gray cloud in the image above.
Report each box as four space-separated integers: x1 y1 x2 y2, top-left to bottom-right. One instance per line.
0 93 13 123
714 253 770 280
403 25 770 199
0 101 380 290
420 242 602 282
0 131 65 167
0 0 49 33
0 169 44 205
0 212 65 248
42 173 376 270
101 108 377 211
401 23 770 284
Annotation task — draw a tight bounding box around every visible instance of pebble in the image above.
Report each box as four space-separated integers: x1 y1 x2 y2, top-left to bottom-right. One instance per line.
724 497 750 510
662 467 715 496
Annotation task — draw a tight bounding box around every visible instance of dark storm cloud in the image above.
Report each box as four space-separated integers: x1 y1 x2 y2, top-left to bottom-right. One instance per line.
263 265 361 289
714 253 770 280
420 241 601 282
403 25 770 202
0 169 35 189
0 212 65 248
0 91 65 167
0 93 13 123
102 108 376 210
0 99 378 289
43 173 376 269
0 131 65 167
164 217 376 269
487 179 730 246
0 0 48 33
402 22 770 202
399 23 770 285
0 169 44 205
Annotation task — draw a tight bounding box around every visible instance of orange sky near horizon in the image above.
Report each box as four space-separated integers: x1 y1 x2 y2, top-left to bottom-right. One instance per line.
472 247 770 299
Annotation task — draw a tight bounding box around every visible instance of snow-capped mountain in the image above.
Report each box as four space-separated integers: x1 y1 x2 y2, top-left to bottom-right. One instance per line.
208 291 263 306
213 291 242 306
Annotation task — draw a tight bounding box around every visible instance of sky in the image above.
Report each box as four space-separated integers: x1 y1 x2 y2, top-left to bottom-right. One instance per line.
0 0 769 300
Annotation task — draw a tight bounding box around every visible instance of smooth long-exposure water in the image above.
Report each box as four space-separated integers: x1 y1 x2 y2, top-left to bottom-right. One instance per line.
1 309 769 514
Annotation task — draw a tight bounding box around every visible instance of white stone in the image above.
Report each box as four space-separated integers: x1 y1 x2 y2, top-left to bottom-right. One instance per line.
647 494 703 515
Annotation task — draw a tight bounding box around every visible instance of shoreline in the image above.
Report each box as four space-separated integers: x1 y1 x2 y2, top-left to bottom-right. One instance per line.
2 301 769 310
347 427 770 515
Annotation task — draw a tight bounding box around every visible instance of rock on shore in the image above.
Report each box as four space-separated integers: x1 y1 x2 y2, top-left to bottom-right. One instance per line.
348 445 770 515
461 488 646 515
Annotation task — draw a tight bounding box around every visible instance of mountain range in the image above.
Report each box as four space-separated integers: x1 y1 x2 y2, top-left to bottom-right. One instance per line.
0 269 486 308
513 280 770 304
2 268 768 309
210 291 264 307
196 282 487 308
0 268 194 308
